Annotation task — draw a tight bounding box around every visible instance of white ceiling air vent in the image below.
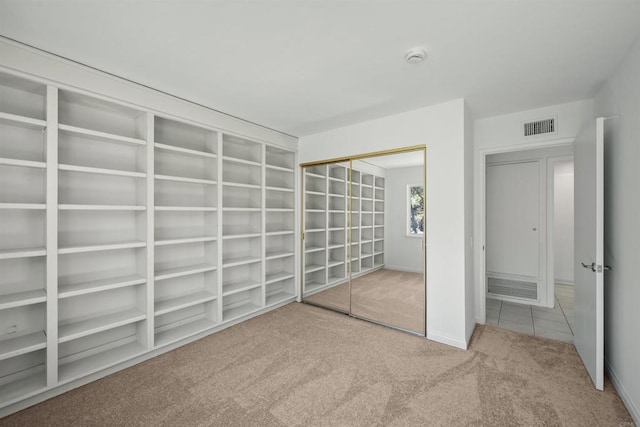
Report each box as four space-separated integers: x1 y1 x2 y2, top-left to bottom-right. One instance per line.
524 118 555 137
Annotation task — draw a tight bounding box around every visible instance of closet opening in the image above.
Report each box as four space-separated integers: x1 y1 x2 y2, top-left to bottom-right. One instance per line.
483 145 575 342
300 146 426 336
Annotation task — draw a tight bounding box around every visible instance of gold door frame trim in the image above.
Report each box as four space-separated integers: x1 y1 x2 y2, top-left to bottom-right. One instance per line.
299 144 427 336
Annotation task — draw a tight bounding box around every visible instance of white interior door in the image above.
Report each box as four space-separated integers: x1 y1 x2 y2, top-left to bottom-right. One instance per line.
573 117 605 390
486 161 540 278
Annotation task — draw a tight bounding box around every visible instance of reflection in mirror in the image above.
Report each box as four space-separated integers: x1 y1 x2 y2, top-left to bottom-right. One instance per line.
302 161 350 313
349 153 425 335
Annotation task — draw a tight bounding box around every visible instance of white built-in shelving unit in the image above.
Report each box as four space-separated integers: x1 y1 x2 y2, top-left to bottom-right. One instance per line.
302 163 384 297
0 69 297 411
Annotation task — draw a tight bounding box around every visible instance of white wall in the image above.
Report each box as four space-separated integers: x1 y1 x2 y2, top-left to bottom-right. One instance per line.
474 100 594 319
384 166 423 273
553 162 574 284
464 103 475 343
594 36 640 424
300 99 472 349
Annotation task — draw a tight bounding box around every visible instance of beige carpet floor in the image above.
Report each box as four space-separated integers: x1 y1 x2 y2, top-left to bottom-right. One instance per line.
1 303 632 426
305 269 425 334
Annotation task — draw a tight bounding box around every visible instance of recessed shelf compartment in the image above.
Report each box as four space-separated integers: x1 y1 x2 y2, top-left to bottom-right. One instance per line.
59 307 146 343
265 145 295 171
0 331 46 361
222 211 261 237
58 272 146 299
155 288 217 317
58 210 145 251
59 90 146 141
223 186 261 209
0 209 45 253
265 165 294 190
266 188 294 210
59 169 144 206
222 286 262 322
155 210 216 242
0 350 46 405
155 116 218 156
223 159 261 187
155 179 217 209
222 134 262 164
155 241 216 282
265 256 294 286
222 262 261 297
0 73 46 121
58 326 146 383
156 148 216 183
154 308 217 349
266 277 295 306
0 164 45 204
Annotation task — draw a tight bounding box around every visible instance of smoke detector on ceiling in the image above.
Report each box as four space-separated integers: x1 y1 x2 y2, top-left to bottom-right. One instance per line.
405 47 427 64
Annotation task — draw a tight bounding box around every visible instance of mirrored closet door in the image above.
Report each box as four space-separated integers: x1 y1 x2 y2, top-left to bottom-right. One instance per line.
301 148 426 336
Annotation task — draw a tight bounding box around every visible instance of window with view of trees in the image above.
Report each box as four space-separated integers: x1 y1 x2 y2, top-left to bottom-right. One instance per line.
408 185 424 236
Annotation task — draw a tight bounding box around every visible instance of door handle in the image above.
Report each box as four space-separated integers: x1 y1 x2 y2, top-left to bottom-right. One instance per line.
581 262 596 272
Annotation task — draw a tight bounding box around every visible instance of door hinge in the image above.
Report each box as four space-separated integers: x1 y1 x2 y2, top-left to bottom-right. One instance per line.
301 232 305 240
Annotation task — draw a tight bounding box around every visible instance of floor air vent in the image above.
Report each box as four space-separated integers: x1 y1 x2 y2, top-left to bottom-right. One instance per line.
524 118 555 137
488 277 537 300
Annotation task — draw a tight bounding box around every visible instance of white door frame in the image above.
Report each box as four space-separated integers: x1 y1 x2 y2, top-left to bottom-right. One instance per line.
476 138 574 324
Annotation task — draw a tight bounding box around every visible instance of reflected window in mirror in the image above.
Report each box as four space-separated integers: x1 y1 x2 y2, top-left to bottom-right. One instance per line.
407 185 424 236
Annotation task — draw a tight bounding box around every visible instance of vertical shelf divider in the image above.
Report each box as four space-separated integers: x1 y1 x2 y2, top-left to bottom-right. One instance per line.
216 133 223 321
261 144 266 307
45 85 58 387
145 112 154 349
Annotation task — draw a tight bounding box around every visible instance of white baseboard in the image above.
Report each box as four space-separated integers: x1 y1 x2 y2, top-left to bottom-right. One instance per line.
384 264 423 274
427 330 468 350
605 358 639 425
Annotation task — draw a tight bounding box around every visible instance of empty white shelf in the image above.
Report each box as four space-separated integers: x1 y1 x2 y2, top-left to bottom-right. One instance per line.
0 157 46 169
59 307 146 343
155 263 217 281
222 207 261 212
222 256 261 268
265 164 294 172
0 371 46 405
305 191 325 196
266 208 294 212
0 289 46 310
58 274 146 299
305 172 325 179
265 272 294 285
154 290 217 316
328 261 345 268
155 206 217 212
265 250 294 260
58 241 146 254
154 318 217 348
58 341 146 384
154 142 216 158
305 246 325 253
0 111 46 129
221 156 261 167
265 230 294 236
223 301 261 322
59 124 146 146
222 280 261 297
59 204 146 211
265 186 294 193
305 265 325 274
222 232 261 240
155 174 216 185
154 236 217 246
0 203 46 210
266 290 295 306
222 181 261 189
0 247 46 260
59 164 146 178
0 331 46 361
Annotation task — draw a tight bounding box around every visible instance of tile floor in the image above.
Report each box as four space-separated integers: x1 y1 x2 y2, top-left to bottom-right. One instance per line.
486 284 574 342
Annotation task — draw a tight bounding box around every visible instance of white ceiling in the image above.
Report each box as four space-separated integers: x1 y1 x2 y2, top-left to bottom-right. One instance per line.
2 1 639 137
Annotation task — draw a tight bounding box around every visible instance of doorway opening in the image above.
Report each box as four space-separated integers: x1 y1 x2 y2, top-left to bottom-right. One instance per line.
483 146 575 342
